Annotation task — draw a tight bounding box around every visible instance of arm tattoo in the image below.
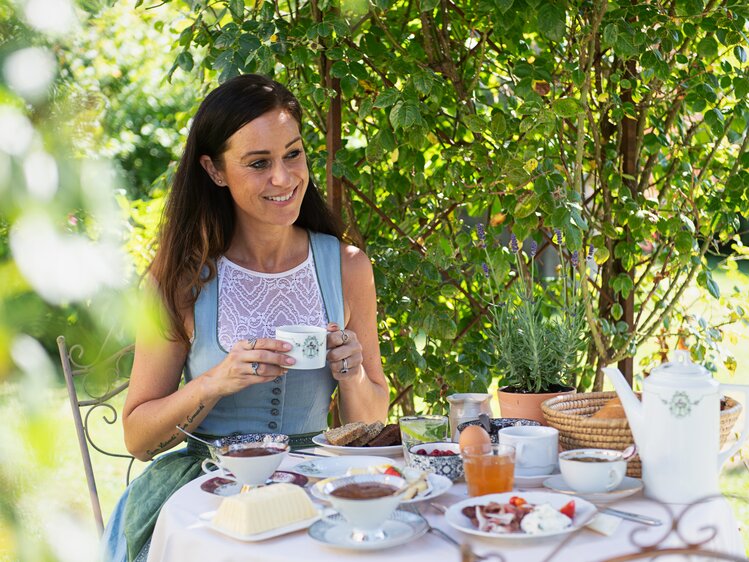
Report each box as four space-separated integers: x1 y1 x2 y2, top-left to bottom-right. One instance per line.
146 401 206 458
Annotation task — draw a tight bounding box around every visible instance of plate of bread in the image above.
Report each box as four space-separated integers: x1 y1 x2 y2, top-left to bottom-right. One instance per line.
313 421 402 457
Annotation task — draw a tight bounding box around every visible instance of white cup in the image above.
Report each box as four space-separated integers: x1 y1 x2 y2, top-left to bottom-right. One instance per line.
559 448 626 493
498 425 559 477
321 474 405 537
275 325 327 370
201 443 288 486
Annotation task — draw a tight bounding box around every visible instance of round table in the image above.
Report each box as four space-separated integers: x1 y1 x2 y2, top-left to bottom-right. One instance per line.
147 452 745 562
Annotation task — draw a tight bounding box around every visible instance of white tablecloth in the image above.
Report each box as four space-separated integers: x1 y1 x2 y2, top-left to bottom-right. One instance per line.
147 452 746 562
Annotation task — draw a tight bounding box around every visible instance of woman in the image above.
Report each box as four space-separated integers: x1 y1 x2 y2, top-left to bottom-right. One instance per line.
106 74 389 562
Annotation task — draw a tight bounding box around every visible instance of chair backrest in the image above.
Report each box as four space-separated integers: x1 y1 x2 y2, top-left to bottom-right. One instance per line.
57 334 136 535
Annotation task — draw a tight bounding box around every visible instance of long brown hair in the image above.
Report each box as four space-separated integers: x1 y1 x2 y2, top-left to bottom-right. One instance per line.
150 74 342 344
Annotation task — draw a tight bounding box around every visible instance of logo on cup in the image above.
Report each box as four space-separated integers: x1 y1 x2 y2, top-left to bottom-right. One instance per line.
275 325 327 370
302 335 322 359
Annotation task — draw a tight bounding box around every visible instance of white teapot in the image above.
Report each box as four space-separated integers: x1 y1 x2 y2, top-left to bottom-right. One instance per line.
603 350 749 503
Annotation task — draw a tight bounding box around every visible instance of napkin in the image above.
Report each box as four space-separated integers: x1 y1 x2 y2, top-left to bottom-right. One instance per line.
586 513 622 536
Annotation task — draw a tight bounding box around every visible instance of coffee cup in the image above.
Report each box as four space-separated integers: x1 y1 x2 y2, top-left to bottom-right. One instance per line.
559 448 626 493
498 425 559 477
201 442 288 486
320 474 406 539
275 325 327 370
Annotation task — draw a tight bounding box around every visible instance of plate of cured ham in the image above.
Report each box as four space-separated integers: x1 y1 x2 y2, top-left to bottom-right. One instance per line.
445 491 597 540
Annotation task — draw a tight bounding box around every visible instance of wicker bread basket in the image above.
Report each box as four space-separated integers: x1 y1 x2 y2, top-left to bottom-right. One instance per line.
541 391 742 478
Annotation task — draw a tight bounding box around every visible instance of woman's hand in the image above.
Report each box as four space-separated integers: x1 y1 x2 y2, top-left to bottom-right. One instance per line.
326 322 363 381
207 338 295 398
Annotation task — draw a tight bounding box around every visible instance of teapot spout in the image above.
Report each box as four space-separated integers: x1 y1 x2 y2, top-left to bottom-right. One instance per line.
602 366 645 444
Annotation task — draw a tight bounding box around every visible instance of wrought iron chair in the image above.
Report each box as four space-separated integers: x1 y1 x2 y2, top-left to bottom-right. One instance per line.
57 334 139 535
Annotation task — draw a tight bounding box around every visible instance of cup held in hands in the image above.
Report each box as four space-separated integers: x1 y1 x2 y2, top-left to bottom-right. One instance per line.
275 325 327 370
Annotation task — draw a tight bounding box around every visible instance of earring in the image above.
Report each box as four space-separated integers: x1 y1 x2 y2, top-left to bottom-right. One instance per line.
215 179 224 186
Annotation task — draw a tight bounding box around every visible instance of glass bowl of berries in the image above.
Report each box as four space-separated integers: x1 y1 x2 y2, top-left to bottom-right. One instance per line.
407 442 464 481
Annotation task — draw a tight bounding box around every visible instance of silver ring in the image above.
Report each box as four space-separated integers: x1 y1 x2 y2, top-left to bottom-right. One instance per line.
247 338 257 350
250 362 260 376
339 357 349 374
340 329 349 343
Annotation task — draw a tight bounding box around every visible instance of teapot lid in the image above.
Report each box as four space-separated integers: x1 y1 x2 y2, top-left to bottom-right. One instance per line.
652 350 709 378
447 393 491 403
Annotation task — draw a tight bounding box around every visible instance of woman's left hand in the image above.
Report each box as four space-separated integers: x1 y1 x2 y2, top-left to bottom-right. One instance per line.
326 323 363 381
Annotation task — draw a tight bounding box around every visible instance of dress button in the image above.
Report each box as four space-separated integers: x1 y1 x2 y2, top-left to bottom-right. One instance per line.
274 377 282 383
271 398 280 406
268 421 278 430
271 409 279 416
272 387 282 396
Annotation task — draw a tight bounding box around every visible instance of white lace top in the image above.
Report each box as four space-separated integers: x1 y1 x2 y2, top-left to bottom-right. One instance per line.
217 246 328 350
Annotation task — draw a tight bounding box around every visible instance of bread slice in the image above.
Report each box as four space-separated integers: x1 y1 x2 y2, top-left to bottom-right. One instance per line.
349 421 385 447
324 422 367 446
367 423 401 447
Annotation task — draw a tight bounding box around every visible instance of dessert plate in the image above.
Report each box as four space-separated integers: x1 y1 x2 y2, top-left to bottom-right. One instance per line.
201 509 321 541
309 473 452 505
308 509 428 550
445 491 597 540
200 471 308 496
311 434 402 457
543 475 644 503
292 455 393 479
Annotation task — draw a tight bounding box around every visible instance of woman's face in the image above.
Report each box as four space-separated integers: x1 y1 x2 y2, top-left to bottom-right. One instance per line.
205 108 309 229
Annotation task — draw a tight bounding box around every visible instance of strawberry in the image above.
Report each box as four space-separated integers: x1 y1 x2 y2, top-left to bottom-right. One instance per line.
559 500 575 519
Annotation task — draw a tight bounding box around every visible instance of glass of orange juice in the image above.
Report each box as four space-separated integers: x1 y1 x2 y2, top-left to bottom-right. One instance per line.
462 443 515 496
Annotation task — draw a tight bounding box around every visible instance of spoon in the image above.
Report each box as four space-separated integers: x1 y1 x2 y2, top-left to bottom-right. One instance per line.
621 444 637 461
175 426 216 449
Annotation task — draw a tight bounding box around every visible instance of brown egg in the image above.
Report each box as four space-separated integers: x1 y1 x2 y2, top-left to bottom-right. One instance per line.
458 424 491 452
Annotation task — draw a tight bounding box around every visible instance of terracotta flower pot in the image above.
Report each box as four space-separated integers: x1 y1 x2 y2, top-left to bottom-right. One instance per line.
497 385 576 425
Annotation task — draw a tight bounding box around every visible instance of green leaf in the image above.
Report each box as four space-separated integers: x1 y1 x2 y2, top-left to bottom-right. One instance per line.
390 101 421 130
603 24 618 46
464 114 486 133
412 72 432 95
340 74 358 98
675 231 694 254
552 98 581 119
229 0 244 19
420 0 440 11
734 78 749 100
331 60 349 78
594 246 610 265
496 0 514 13
611 303 623 321
734 46 747 64
705 108 725 137
374 88 400 109
176 51 193 72
490 112 506 136
697 36 718 58
537 4 566 42
514 192 539 219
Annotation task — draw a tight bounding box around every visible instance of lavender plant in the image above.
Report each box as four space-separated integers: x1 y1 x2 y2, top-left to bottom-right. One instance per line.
478 226 588 394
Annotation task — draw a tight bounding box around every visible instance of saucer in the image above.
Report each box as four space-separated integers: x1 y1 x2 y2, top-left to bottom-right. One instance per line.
200 471 308 496
543 475 644 503
515 469 561 488
307 509 428 550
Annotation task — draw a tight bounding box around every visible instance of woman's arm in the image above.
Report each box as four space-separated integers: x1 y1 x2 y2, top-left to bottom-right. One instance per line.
327 244 389 424
122 293 294 461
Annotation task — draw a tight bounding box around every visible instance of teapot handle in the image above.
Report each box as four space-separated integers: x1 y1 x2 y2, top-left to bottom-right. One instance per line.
718 384 749 467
